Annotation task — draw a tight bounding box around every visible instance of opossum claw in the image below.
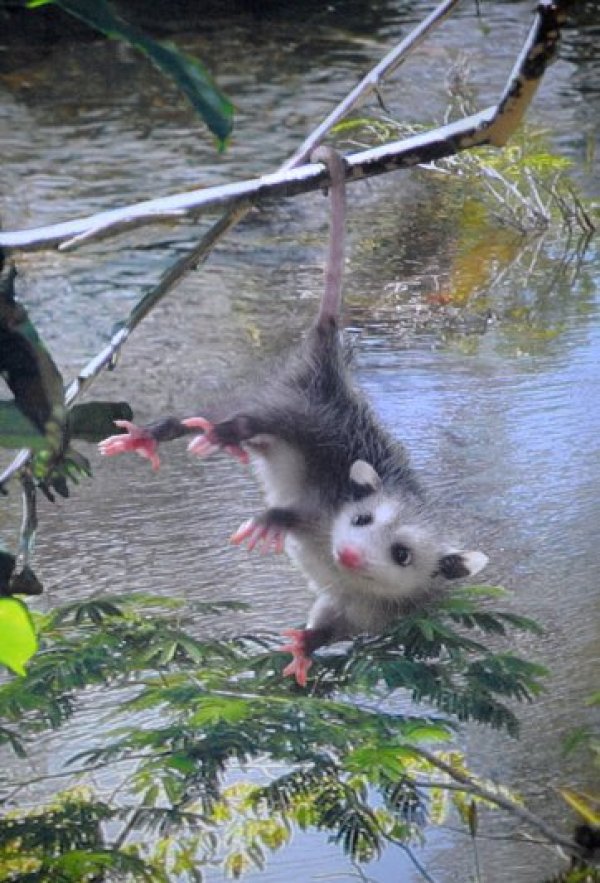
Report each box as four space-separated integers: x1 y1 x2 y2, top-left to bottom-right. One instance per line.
281 628 313 687
183 417 249 464
98 420 161 471
230 518 286 554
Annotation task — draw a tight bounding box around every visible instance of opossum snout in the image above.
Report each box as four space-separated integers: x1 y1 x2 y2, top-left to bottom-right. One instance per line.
336 546 365 571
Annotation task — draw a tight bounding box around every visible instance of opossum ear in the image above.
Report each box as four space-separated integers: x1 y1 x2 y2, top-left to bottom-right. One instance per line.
349 460 382 498
439 550 488 580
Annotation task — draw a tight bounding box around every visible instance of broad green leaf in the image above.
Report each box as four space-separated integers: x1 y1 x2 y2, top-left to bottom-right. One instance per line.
167 753 197 775
0 401 48 450
69 401 133 442
31 0 234 147
0 598 38 675
0 551 16 592
0 265 66 447
401 722 453 743
190 696 251 726
345 746 409 780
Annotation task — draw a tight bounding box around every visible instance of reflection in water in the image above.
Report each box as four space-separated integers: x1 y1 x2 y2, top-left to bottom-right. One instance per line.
0 1 599 880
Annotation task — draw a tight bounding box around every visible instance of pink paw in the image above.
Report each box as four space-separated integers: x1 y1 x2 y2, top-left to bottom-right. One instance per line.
280 628 313 687
182 417 249 465
98 420 160 471
230 518 287 554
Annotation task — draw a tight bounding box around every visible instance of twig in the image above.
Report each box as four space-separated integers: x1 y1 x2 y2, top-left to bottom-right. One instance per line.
0 0 565 494
281 0 462 171
16 472 37 569
382 833 440 883
0 0 465 487
0 1 563 254
411 745 582 859
1 0 465 250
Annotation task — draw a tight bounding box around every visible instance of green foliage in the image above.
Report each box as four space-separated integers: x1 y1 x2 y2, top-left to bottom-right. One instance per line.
543 868 600 883
0 789 158 882
0 262 131 495
0 588 549 879
0 598 37 676
334 106 596 237
0 403 47 452
0 265 66 454
26 0 234 149
68 401 133 443
0 257 134 649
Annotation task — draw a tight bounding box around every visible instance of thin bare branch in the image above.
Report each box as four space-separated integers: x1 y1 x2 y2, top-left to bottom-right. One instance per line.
0 0 468 486
412 745 582 859
281 0 462 170
0 0 563 255
0 0 566 491
16 472 37 568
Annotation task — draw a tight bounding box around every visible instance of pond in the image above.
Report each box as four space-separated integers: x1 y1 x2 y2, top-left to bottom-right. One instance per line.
0 1 598 880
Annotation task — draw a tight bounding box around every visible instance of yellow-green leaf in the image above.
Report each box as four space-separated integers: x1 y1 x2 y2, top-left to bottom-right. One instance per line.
559 788 600 826
0 598 38 675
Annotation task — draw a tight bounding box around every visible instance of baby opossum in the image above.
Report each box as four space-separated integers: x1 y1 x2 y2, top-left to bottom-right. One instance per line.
99 146 488 686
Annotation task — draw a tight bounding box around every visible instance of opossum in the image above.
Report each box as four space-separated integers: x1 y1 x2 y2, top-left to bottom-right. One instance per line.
99 146 488 686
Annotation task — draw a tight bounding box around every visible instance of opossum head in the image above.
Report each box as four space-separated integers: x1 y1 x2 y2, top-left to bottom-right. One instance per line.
330 460 488 602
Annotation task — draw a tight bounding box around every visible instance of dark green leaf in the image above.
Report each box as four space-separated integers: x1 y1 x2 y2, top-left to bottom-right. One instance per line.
0 550 16 593
39 0 234 147
0 402 47 451
0 265 66 447
69 400 133 442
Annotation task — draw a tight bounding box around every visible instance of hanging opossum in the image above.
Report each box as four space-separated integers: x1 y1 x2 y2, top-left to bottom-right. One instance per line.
99 146 488 686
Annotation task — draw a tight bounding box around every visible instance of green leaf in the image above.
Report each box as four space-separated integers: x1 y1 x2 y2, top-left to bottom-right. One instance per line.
467 799 478 837
0 551 16 593
40 0 234 147
558 788 600 826
345 746 408 780
0 597 38 675
0 264 67 448
135 39 234 149
69 401 133 442
0 402 48 450
189 696 251 726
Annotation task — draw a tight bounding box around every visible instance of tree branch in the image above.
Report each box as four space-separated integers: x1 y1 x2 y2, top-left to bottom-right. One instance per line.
0 0 465 488
0 0 566 493
0 0 563 254
412 745 583 860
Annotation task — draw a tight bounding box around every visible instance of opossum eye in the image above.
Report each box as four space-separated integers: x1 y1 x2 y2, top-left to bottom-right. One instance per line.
391 543 412 566
351 512 373 527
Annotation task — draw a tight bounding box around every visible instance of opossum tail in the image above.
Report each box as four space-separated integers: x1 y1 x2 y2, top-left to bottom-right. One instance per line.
311 146 347 331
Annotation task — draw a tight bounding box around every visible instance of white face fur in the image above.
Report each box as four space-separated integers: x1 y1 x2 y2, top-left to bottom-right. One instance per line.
330 460 488 602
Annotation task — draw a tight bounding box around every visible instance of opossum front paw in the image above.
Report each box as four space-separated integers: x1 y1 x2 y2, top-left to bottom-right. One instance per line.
280 628 313 687
182 417 249 465
229 518 287 554
98 420 161 471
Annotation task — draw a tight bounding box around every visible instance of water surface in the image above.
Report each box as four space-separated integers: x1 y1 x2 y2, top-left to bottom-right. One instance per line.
0 2 598 880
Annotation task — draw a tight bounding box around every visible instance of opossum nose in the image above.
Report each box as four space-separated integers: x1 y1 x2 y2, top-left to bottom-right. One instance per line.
336 546 365 570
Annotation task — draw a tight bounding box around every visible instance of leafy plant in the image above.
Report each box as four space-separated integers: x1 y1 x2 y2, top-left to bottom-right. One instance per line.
335 102 596 236
0 257 134 663
0 588 558 880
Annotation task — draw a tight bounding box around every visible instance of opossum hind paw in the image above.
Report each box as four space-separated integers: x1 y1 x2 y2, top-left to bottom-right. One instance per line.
183 417 249 464
98 420 161 471
281 628 314 687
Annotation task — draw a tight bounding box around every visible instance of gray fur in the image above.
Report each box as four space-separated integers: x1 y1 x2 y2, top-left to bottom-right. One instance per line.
121 147 487 660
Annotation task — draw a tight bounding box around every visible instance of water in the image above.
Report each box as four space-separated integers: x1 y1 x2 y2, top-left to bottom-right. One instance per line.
0 1 598 880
